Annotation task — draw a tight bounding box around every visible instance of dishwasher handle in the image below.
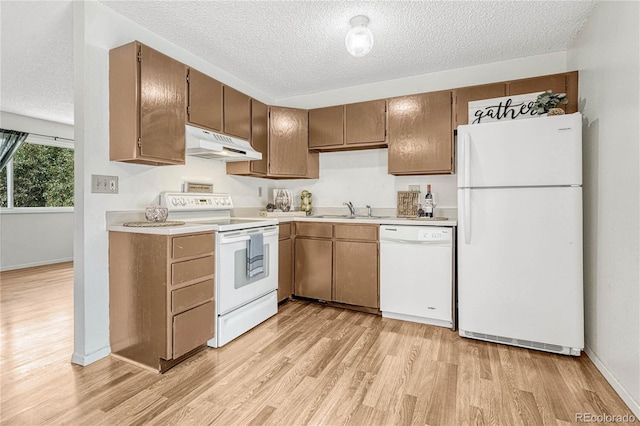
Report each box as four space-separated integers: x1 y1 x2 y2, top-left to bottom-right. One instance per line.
380 238 451 246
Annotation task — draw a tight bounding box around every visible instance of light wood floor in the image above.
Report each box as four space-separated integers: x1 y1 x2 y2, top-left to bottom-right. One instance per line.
1 263 632 425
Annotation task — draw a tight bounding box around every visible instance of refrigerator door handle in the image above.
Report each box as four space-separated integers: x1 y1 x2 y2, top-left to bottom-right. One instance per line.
464 188 471 244
463 131 470 189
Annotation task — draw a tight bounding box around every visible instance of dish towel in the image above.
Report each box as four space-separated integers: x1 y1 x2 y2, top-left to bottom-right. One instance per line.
247 233 264 279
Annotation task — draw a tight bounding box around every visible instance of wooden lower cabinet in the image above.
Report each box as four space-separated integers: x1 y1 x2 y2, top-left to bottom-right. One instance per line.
293 222 379 310
294 237 333 300
109 231 215 372
278 223 294 303
333 240 378 308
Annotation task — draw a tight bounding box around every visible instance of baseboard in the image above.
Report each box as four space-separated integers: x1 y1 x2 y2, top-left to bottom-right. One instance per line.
584 345 640 418
0 257 74 272
71 346 111 366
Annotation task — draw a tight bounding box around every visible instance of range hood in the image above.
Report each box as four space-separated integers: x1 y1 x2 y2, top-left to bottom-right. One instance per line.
185 124 262 162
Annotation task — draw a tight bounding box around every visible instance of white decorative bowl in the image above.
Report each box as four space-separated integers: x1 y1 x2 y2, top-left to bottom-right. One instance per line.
145 205 168 223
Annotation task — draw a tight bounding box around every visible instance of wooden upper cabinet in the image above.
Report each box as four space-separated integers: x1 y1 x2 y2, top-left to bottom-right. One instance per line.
227 104 318 179
508 71 578 114
109 41 187 165
268 106 309 177
308 105 344 149
387 90 453 175
187 68 223 132
225 99 267 177
223 86 251 140
345 100 386 146
248 99 268 175
453 83 506 128
452 71 579 128
309 100 387 151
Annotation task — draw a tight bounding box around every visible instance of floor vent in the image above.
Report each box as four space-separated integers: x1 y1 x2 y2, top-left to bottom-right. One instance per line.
462 331 568 355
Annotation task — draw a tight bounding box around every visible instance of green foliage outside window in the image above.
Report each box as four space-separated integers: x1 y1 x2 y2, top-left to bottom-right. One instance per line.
0 143 74 207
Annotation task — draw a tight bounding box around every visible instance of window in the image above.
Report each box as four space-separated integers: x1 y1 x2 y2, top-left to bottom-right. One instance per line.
0 137 74 208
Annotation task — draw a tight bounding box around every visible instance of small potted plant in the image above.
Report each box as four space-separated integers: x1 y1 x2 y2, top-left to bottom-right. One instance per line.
533 90 568 116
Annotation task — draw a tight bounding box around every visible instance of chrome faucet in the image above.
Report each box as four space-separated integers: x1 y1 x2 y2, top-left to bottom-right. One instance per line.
344 201 356 218
366 205 372 217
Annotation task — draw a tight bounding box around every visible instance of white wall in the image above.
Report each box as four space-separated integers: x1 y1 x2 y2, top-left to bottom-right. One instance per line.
0 210 73 270
73 1 571 365
0 112 75 271
567 1 640 417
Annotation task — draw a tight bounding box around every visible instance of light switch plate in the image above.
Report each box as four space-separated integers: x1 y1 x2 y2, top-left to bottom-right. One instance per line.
92 174 118 194
409 185 420 192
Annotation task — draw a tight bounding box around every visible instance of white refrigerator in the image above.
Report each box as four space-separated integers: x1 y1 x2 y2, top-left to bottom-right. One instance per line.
456 113 584 356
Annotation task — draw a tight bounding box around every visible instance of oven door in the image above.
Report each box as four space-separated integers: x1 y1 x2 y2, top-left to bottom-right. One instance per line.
216 225 279 315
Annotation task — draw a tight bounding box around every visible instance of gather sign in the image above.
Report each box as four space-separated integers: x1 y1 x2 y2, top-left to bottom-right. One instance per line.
468 92 544 124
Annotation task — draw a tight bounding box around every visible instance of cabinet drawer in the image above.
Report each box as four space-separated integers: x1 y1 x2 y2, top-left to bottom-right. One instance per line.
334 224 378 241
172 233 214 259
172 279 214 313
172 301 215 358
279 223 292 239
172 256 214 286
295 222 333 238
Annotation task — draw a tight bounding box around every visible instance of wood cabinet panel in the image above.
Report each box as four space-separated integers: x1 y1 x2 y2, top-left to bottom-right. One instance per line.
249 99 268 174
453 83 507 127
109 41 186 166
279 223 292 239
171 256 214 286
187 68 223 132
223 86 251 140
345 100 386 145
333 241 378 308
139 44 187 163
225 99 268 176
171 279 214 313
172 301 215 358
172 233 214 259
278 238 293 303
268 107 309 176
388 91 453 175
309 105 344 149
334 224 378 241
295 222 333 239
508 71 578 114
294 238 332 300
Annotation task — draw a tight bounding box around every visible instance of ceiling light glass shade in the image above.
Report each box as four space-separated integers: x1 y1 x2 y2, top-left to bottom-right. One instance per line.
345 15 373 57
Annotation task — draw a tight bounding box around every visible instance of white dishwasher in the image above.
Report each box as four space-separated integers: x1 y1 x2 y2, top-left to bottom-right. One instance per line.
380 225 454 329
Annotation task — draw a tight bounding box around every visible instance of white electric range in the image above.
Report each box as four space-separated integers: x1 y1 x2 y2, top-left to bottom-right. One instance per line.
160 192 279 348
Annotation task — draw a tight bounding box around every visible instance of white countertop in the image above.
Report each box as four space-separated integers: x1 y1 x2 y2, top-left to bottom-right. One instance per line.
107 212 456 235
277 215 456 227
108 222 220 235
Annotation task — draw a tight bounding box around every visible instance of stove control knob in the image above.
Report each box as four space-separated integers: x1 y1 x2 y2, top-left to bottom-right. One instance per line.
225 199 230 205
171 198 179 206
180 198 186 206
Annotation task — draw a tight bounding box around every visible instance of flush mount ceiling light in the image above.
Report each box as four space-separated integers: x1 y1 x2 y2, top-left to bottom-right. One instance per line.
345 15 373 57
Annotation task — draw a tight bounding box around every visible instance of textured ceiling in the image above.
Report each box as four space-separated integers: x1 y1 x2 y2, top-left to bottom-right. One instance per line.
1 1 74 125
1 1 597 126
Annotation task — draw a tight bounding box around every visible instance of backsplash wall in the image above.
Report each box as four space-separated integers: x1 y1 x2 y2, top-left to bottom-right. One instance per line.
277 149 457 211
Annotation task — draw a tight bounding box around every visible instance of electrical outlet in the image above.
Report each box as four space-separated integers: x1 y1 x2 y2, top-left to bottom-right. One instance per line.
92 174 118 194
409 185 420 192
